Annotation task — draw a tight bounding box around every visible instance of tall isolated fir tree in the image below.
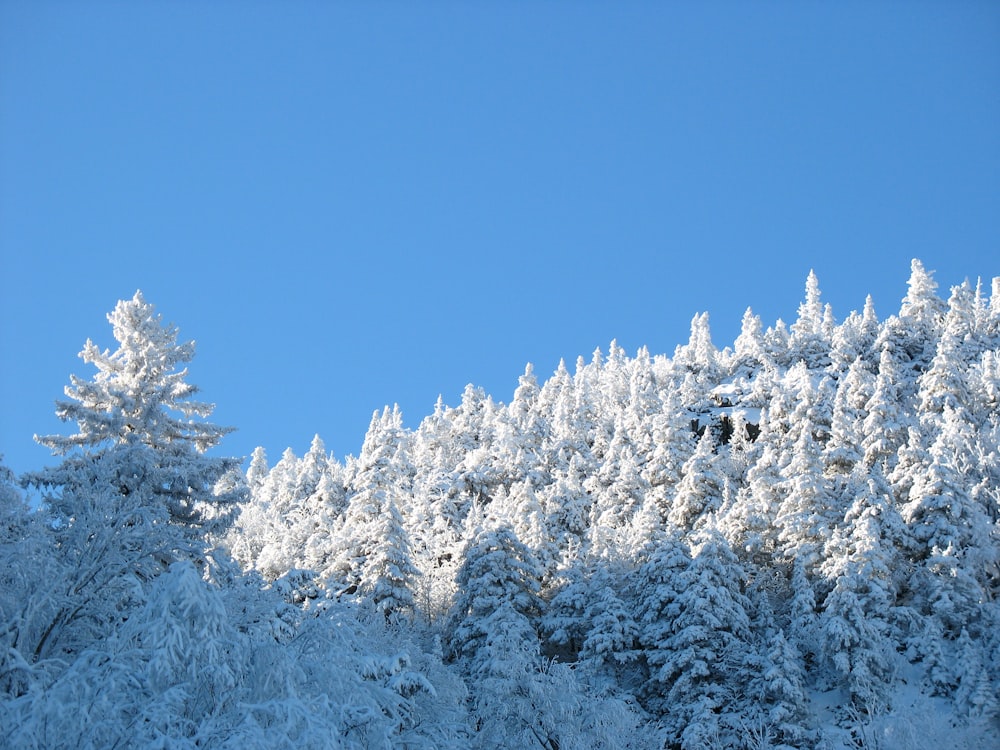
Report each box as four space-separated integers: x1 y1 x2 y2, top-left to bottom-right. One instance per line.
14 292 246 670
29 290 243 533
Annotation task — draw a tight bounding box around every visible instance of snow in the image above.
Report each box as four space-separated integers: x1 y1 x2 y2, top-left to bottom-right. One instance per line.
4 264 999 748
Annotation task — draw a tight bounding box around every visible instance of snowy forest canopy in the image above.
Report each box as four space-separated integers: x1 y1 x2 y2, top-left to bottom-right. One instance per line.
2 259 999 749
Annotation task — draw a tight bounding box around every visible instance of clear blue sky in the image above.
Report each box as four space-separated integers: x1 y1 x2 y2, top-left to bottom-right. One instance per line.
2 2 998 478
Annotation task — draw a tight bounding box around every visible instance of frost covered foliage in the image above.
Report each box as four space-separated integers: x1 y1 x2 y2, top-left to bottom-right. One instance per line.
0 295 468 749
3 261 1000 748
228 261 999 749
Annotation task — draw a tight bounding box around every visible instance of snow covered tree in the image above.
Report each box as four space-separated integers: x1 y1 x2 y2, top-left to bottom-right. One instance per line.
823 358 871 474
359 498 422 623
233 436 346 583
494 362 549 487
747 626 814 748
129 559 241 736
918 318 977 426
775 412 835 569
665 534 754 749
445 523 543 667
504 480 551 569
540 564 593 660
590 435 648 546
898 419 996 656
674 312 721 386
8 260 999 747
787 556 820 662
830 296 880 372
875 259 946 401
329 408 420 618
443 524 609 748
240 446 304 578
819 490 899 712
294 462 348 578
537 454 593 568
28 291 243 532
902 406 993 578
578 561 641 675
6 293 255 731
0 459 23 527
631 533 691 711
732 307 769 374
763 318 792 366
0 459 54 699
15 450 190 665
861 344 909 471
954 627 999 720
790 270 833 367
668 429 724 531
622 346 661 461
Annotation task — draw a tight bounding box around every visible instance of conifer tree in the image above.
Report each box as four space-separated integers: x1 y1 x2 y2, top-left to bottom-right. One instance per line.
876 259 945 401
754 627 814 748
764 318 792 366
824 358 871 474
538 454 592 567
830 296 880 372
540 564 592 660
649 533 754 749
775 413 833 568
819 477 900 711
361 498 421 623
861 344 908 471
631 533 691 714
732 307 769 374
29 291 242 532
953 625 1000 721
787 557 820 661
331 408 419 613
668 429 723 531
579 563 640 674
901 407 995 640
725 424 783 562
248 447 304 578
790 270 833 367
445 523 543 667
245 445 269 496
19 293 244 667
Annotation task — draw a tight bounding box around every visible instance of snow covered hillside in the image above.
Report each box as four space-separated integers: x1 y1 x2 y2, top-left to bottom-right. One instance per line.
3 260 998 748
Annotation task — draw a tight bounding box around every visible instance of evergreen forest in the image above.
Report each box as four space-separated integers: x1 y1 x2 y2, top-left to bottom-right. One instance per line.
2 259 999 749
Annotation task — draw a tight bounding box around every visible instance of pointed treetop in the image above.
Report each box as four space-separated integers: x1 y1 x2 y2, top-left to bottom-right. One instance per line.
901 258 944 319
863 295 878 324
36 290 233 456
608 339 626 363
734 308 765 360
792 270 824 337
308 433 326 455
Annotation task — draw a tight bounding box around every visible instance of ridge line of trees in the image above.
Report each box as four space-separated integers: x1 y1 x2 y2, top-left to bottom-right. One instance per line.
2 260 998 749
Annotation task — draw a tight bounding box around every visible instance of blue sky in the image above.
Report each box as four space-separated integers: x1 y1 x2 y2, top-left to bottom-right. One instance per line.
2 2 998 478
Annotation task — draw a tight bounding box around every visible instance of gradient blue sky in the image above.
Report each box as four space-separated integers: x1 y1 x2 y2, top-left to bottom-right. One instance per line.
2 2 998 478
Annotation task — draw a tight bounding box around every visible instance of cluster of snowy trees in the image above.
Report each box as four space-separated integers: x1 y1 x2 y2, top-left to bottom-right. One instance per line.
2 260 999 748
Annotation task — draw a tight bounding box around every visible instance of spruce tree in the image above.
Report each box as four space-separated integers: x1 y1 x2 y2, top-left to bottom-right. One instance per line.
445 523 543 667
29 291 242 533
